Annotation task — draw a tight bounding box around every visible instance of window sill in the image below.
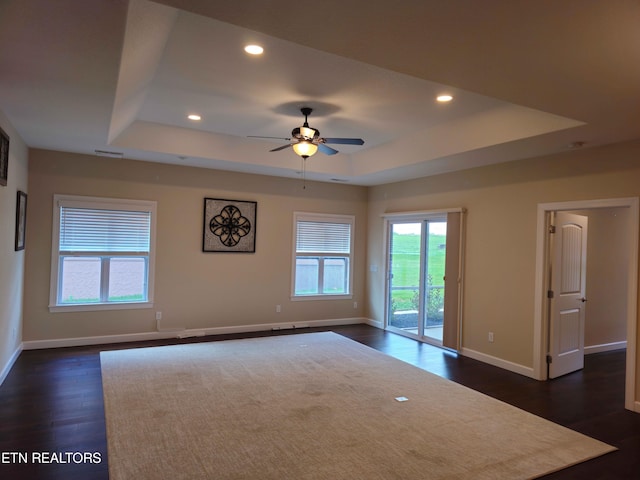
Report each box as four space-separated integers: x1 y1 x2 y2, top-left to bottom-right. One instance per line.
48 302 153 313
291 294 353 302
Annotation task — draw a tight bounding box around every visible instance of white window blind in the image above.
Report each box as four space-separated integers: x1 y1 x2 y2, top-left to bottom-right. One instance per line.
296 221 351 254
59 207 151 253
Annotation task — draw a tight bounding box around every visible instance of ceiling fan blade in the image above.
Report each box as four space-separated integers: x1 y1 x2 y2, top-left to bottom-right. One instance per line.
318 143 339 156
269 144 292 152
322 137 365 145
248 135 291 141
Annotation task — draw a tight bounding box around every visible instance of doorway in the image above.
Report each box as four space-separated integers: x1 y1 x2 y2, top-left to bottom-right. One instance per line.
534 198 639 412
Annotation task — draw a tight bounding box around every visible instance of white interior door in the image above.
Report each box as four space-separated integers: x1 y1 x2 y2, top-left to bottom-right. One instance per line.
548 212 588 378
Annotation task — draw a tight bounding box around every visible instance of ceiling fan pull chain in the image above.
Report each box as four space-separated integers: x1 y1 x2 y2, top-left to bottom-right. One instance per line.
302 156 306 190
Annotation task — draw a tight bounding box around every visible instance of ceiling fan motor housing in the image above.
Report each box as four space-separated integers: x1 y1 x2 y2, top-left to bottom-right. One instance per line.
292 106 320 141
292 126 320 141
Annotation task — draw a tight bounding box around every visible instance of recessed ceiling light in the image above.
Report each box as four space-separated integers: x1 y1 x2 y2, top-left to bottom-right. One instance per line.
244 44 264 55
187 114 201 121
436 94 453 103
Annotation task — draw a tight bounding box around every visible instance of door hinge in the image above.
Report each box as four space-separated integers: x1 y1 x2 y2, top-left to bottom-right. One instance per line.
546 354 553 364
547 290 554 299
549 225 556 234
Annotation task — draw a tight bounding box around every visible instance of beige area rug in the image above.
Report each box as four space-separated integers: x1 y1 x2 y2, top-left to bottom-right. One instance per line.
101 332 615 479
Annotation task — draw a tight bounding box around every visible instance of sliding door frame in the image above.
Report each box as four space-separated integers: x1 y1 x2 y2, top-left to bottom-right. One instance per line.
382 208 465 350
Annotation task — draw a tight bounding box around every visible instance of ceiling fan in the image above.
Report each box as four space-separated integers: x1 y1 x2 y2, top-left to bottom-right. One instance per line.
249 107 364 159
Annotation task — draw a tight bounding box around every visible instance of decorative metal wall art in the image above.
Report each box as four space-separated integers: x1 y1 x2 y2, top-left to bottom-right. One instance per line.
202 198 257 252
0 127 9 187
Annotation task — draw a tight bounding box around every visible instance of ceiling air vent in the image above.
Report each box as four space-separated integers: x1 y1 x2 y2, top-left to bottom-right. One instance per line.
94 149 123 158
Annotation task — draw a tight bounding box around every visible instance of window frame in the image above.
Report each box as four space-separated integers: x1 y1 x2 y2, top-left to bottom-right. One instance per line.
291 212 355 301
49 194 157 312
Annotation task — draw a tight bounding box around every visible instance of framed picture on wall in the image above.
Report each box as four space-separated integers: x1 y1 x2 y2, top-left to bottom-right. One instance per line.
0 126 9 186
15 190 27 251
203 198 257 253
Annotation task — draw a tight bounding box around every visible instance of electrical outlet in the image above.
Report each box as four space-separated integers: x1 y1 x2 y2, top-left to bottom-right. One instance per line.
276 305 281 313
353 301 358 309
488 332 494 343
155 311 162 321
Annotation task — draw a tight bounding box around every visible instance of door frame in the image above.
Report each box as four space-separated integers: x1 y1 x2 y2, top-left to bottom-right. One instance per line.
533 197 639 412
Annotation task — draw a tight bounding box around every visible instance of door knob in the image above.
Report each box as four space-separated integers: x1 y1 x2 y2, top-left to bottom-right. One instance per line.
579 297 587 302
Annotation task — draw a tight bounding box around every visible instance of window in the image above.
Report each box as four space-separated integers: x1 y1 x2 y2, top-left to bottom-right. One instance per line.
49 195 156 312
292 212 354 299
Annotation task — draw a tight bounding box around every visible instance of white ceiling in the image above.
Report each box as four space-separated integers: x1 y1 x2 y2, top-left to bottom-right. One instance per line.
1 0 639 186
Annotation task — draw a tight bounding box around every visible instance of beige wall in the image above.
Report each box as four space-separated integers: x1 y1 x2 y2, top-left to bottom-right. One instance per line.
23 150 368 342
0 111 28 380
366 139 640 374
15 139 640 407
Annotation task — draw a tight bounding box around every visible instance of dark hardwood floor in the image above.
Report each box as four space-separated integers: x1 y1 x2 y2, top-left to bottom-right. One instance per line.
1 324 638 479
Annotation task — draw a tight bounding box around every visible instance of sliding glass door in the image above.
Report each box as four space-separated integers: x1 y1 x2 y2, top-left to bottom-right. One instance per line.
423 220 446 342
387 222 423 334
386 211 462 348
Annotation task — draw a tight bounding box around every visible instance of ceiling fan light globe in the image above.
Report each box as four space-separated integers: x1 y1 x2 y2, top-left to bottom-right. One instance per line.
292 141 318 158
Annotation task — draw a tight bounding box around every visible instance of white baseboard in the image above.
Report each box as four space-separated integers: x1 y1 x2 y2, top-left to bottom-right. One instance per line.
460 347 536 379
22 318 369 350
0 343 23 386
584 341 627 355
23 331 181 350
364 318 384 329
456 342 626 384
